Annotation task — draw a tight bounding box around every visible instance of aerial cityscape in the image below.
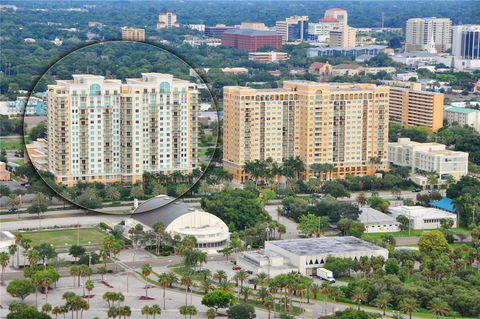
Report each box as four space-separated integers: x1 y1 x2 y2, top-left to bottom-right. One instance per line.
0 1 479 319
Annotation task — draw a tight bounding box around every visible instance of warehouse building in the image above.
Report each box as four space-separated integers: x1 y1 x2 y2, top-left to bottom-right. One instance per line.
388 205 457 230
237 237 388 276
359 207 401 233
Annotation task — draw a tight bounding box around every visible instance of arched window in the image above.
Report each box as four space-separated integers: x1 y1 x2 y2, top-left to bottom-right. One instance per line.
89 84 101 96
160 82 170 92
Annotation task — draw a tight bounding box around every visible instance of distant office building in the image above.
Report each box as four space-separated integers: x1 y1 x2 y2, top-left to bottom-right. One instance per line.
307 22 332 42
4 96 46 116
223 81 389 182
451 25 480 70
205 24 236 38
405 17 452 52
221 29 282 52
240 21 269 31
389 83 444 131
388 138 468 180
47 73 198 186
275 16 309 43
444 105 480 132
324 7 348 26
157 10 179 30
121 27 145 41
186 24 205 32
307 45 387 58
389 206 457 230
329 26 356 48
248 51 289 63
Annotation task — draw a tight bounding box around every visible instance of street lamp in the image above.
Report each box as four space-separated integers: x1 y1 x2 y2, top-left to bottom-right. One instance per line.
87 241 92 267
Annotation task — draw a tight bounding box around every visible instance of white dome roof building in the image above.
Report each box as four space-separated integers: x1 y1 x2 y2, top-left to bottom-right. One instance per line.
128 195 229 251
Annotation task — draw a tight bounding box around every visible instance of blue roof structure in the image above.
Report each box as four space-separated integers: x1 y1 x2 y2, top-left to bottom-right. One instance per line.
430 197 455 213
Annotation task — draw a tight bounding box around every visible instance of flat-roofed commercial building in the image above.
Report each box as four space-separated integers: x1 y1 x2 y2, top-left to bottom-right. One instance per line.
47 73 198 186
389 83 444 131
222 29 282 52
248 51 289 63
263 237 388 276
359 207 401 233
121 27 145 41
223 81 389 182
388 138 468 180
389 206 457 230
329 26 356 48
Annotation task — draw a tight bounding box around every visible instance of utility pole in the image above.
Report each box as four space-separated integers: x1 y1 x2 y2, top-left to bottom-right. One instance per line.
381 12 385 29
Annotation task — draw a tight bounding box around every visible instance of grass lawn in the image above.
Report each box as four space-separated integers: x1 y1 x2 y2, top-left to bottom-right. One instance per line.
0 139 23 150
362 227 470 240
17 227 107 247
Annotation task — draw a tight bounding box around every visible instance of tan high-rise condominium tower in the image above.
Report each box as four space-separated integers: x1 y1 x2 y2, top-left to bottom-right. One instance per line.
47 73 198 186
405 17 452 52
223 81 389 182
121 27 145 41
157 10 179 30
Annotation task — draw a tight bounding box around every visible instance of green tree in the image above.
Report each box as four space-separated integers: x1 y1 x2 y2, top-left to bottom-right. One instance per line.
374 292 391 315
227 304 256 319
418 230 449 255
179 305 197 319
202 290 235 314
6 278 35 301
69 245 86 263
297 214 330 237
0 251 9 284
399 298 418 319
428 298 450 319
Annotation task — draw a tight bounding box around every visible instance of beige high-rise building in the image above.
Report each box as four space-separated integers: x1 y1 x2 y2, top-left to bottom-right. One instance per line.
157 10 179 30
324 7 348 26
275 16 309 42
329 25 356 48
405 17 452 52
121 27 145 41
240 21 269 31
223 81 389 182
389 83 444 132
47 73 198 186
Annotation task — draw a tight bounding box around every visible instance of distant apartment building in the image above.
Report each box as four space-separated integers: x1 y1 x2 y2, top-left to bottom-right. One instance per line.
221 29 282 52
186 24 205 32
157 10 179 30
388 138 468 180
275 16 309 43
223 81 389 182
307 45 387 58
389 83 444 131
240 21 269 31
121 27 145 41
248 51 289 63
405 17 452 52
444 106 480 132
329 26 357 48
307 22 332 42
47 73 198 186
205 24 236 38
451 25 480 70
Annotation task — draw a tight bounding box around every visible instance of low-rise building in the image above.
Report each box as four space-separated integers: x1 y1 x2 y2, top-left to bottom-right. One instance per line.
222 67 249 74
308 62 333 76
25 138 48 171
359 207 401 233
444 106 480 133
332 63 363 76
187 24 205 32
255 237 389 276
222 29 282 52
0 231 15 252
388 206 457 230
248 51 289 63
129 196 230 252
388 138 469 180
307 45 387 58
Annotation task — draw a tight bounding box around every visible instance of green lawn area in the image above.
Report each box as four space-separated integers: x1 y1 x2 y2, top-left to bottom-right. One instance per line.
0 138 23 150
362 228 470 240
17 227 107 247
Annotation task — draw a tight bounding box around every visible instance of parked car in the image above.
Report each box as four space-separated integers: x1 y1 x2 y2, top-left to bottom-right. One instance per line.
232 266 241 270
412 188 421 192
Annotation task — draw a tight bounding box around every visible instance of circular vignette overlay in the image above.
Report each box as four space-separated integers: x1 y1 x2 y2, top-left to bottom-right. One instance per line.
24 41 219 214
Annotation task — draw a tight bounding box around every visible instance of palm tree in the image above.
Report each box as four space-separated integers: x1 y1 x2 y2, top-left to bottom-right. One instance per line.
213 270 227 284
399 298 418 319
14 233 22 269
85 280 94 305
264 296 275 319
8 244 16 267
200 279 214 294
428 298 450 319
180 273 193 305
206 308 216 319
321 283 331 316
180 305 197 319
142 263 153 297
374 292 391 316
234 269 249 288
158 272 178 310
20 238 32 266
352 287 367 311
240 286 252 302
150 305 161 319
311 283 320 300
218 280 234 292
6 194 20 212
0 252 9 284
330 287 343 315
141 305 152 319
257 287 271 304
27 249 39 268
